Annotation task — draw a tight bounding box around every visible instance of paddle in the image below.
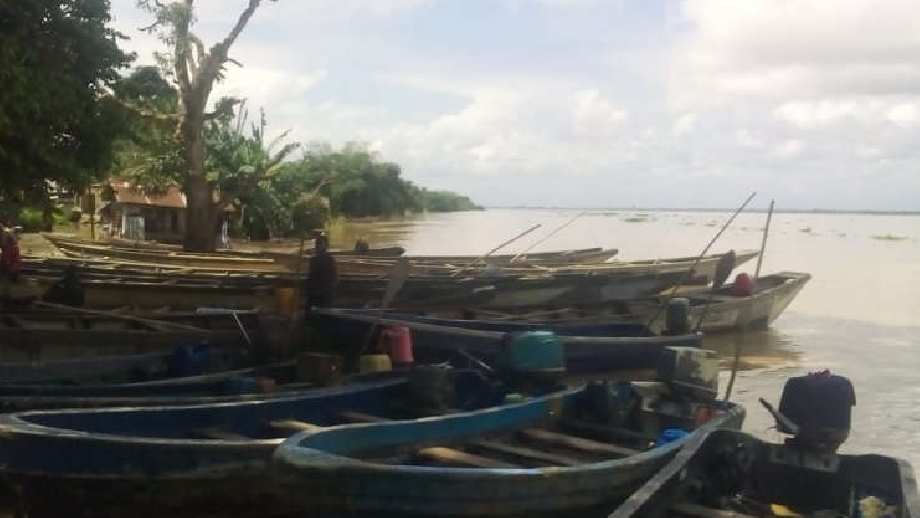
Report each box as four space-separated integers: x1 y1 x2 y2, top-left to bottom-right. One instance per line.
359 257 411 354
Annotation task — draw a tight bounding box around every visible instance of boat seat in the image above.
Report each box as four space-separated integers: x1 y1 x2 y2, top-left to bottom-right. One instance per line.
268 419 322 434
193 428 251 441
466 439 581 467
338 411 524 469
518 428 639 458
413 447 521 469
338 411 386 424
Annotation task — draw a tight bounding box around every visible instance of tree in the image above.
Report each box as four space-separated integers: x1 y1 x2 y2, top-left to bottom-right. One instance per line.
133 0 298 251
0 0 132 201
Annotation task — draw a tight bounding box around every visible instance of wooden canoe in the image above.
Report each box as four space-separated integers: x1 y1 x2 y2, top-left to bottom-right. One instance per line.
15 265 687 311
273 384 745 517
610 428 920 518
61 235 619 265
309 308 703 375
431 272 812 334
0 310 263 361
0 369 555 517
44 235 744 279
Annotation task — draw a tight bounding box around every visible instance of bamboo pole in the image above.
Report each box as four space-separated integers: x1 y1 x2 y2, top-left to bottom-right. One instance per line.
724 200 775 401
510 212 586 262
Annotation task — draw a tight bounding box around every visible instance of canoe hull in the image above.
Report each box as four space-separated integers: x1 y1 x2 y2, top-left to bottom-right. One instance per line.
273 389 746 517
309 309 703 374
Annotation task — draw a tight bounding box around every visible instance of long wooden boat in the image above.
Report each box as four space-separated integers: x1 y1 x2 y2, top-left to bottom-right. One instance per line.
310 308 702 374
0 369 560 517
60 235 619 265
14 266 687 310
437 272 812 334
273 382 745 517
0 310 263 361
45 235 744 279
609 428 920 518
47 235 618 272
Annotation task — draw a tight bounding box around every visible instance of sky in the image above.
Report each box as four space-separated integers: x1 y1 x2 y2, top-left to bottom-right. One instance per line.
107 0 920 210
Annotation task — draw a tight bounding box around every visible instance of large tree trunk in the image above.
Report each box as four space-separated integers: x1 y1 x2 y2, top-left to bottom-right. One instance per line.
184 176 218 251
180 111 218 252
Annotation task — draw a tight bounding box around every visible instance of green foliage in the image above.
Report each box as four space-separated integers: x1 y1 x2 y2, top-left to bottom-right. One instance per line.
0 0 133 199
418 190 482 212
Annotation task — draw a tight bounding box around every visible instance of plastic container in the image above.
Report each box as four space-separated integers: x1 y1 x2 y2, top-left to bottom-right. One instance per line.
654 428 689 448
275 287 300 315
379 325 414 366
359 354 393 373
498 331 565 377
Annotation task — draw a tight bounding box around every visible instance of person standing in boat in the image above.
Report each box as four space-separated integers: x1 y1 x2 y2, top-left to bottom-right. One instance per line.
304 233 337 312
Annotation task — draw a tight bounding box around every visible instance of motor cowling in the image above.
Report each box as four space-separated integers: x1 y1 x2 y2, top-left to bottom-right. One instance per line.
778 371 855 452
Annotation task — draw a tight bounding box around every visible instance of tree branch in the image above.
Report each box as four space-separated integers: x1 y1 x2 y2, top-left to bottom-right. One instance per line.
188 33 207 76
195 0 261 93
203 97 243 121
173 0 194 95
105 94 180 123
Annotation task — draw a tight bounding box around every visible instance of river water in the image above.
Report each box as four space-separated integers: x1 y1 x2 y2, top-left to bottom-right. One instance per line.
338 208 920 465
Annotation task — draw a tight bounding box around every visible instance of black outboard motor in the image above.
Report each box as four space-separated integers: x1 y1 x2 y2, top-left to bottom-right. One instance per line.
776 370 856 453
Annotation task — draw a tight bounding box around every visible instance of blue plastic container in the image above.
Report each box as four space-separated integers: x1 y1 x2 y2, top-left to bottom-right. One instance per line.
654 428 689 448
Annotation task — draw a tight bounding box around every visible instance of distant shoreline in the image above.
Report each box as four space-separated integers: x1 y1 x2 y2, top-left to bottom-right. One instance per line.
485 207 920 216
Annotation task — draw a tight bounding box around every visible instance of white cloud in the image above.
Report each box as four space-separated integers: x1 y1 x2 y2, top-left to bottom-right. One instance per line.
734 130 762 149
776 139 805 158
570 89 628 139
671 113 698 136
887 103 919 126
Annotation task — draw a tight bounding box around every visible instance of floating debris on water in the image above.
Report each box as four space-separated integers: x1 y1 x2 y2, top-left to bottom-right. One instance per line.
870 234 909 241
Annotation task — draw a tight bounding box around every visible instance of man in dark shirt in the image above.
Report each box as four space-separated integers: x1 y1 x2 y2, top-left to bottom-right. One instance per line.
304 234 337 311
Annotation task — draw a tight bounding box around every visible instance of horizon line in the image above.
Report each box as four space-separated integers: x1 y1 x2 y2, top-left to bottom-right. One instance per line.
482 206 920 215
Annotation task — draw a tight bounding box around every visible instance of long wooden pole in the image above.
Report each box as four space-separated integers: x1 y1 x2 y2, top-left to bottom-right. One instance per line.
510 212 586 262
724 200 774 401
642 191 756 331
32 300 209 333
462 224 542 269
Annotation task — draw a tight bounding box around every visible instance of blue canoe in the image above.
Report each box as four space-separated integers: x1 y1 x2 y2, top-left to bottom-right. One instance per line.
0 367 530 517
273 383 746 517
310 308 701 374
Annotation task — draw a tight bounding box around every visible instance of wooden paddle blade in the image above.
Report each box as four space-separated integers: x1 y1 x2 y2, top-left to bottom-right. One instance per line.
381 257 411 309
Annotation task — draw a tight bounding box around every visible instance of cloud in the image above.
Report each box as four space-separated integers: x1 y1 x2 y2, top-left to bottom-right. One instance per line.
103 0 920 210
570 89 628 139
776 139 805 158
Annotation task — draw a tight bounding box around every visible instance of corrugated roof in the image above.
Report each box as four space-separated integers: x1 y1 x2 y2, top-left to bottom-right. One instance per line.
112 184 186 208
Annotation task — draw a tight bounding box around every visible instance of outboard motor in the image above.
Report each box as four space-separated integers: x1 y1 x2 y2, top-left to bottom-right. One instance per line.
773 370 856 453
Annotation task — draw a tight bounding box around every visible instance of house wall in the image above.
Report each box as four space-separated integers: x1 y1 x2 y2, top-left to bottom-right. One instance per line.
101 204 187 243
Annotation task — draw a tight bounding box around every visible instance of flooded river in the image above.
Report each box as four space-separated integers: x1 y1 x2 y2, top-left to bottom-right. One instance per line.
339 208 920 464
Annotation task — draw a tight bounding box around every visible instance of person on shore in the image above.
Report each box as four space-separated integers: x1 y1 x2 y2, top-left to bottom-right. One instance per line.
0 230 22 308
304 233 337 313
